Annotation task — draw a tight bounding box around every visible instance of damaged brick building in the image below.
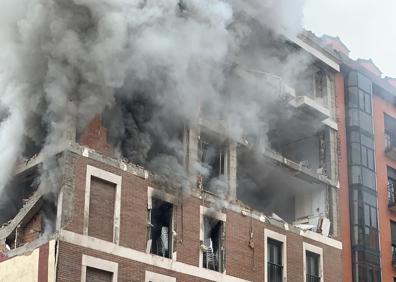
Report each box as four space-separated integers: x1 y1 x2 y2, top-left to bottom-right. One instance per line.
0 30 344 282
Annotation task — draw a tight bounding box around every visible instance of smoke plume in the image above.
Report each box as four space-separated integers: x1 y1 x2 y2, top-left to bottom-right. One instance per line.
0 0 309 220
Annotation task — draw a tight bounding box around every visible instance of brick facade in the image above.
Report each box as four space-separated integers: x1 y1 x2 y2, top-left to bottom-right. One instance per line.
372 94 396 280
18 213 43 247
335 72 353 282
57 152 343 282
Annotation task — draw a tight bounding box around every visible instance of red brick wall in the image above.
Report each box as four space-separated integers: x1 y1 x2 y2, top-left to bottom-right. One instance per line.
80 115 112 156
60 153 343 282
372 94 396 281
38 243 49 282
335 72 353 282
18 213 42 246
56 241 212 282
88 177 116 242
174 197 201 267
226 210 263 281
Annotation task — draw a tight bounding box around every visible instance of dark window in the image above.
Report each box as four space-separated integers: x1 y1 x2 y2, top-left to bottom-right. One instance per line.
267 239 283 282
391 221 396 247
388 167 396 206
358 73 372 94
392 221 396 266
348 87 358 108
202 216 224 272
306 251 320 282
86 267 113 282
385 114 396 151
149 198 173 258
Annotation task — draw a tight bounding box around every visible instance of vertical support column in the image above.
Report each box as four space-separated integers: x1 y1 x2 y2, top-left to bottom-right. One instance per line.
227 142 237 200
184 126 199 187
326 129 339 181
328 186 340 237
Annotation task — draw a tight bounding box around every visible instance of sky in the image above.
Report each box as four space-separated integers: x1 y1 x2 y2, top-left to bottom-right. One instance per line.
303 0 396 78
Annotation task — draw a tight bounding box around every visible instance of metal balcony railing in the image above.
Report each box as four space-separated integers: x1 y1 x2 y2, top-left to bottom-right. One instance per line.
306 274 321 282
267 262 283 282
388 184 396 211
385 132 396 160
392 246 396 267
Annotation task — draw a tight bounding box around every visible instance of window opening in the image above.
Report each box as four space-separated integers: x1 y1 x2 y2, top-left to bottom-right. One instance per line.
267 239 283 282
391 221 396 265
388 167 396 207
201 216 224 272
149 198 173 258
314 70 328 105
385 114 396 151
197 134 225 190
306 251 320 282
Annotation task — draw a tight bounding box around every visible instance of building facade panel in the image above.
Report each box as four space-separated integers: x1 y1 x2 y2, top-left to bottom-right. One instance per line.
55 153 343 282
372 94 396 281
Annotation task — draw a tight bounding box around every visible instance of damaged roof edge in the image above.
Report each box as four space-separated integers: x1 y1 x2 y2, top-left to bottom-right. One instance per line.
291 34 340 72
0 190 44 240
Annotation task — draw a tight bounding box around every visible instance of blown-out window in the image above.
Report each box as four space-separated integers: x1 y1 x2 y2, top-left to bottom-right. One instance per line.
149 198 173 258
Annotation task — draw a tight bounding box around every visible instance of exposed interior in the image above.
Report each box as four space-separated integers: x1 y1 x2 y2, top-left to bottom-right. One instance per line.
0 166 40 226
237 147 327 227
202 216 224 272
267 112 330 175
294 64 330 107
150 198 173 258
197 131 227 193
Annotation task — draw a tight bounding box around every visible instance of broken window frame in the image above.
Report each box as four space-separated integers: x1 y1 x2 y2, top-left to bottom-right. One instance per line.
197 132 227 192
313 69 329 106
199 206 226 273
147 187 177 259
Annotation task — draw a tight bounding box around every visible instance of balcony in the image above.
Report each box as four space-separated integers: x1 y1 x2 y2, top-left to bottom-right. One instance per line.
267 262 283 282
385 132 396 160
289 95 330 121
306 274 321 282
388 184 396 212
393 246 396 267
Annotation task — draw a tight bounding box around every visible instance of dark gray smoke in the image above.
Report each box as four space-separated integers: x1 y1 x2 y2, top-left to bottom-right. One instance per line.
0 0 309 218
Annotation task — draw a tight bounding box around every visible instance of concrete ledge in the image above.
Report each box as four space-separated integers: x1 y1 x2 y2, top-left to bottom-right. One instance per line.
60 230 250 282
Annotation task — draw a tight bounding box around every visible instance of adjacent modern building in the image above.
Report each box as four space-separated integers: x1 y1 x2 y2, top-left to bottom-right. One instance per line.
322 35 396 282
0 32 344 281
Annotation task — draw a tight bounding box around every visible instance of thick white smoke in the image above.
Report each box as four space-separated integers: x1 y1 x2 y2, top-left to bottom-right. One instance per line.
0 0 307 215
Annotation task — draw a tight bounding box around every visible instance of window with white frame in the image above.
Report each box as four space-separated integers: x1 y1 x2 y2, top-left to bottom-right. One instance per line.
264 229 287 282
81 255 118 282
303 242 323 282
147 187 176 259
199 206 226 273
145 271 176 282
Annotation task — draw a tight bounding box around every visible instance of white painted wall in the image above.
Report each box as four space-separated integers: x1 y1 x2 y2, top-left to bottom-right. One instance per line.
0 248 40 282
